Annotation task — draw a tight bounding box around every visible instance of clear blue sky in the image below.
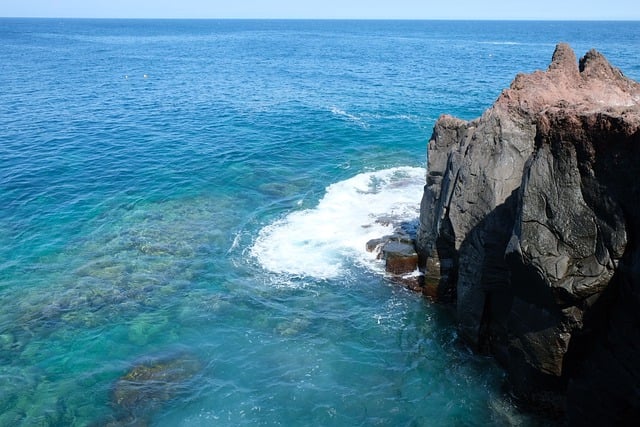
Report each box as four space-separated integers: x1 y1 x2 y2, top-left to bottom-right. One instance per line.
2 0 639 20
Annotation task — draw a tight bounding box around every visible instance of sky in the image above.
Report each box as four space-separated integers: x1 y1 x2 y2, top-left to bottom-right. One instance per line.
1 0 639 20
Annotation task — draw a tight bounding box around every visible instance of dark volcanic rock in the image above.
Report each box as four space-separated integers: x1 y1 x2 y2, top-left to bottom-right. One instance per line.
417 43 640 423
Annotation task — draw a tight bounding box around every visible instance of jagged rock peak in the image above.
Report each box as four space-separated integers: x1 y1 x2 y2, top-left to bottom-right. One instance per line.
500 43 640 114
579 47 627 82
548 42 579 77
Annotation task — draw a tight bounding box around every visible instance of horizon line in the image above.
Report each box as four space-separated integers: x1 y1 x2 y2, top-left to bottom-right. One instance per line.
2 16 640 22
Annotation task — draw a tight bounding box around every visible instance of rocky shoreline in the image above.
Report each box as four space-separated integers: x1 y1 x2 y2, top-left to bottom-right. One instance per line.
384 44 639 424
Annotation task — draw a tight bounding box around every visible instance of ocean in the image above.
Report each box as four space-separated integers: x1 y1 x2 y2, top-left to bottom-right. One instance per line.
1 19 638 426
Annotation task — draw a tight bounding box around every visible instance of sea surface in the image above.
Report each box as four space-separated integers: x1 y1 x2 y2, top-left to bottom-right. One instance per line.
1 19 639 426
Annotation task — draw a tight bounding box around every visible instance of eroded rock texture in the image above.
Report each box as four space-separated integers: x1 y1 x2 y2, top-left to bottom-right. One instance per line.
417 43 640 423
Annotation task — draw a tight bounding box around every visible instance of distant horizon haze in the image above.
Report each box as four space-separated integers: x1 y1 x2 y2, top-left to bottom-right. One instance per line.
1 0 639 20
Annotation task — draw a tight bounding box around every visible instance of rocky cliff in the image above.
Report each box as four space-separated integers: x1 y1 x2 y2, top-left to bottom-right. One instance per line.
416 43 640 424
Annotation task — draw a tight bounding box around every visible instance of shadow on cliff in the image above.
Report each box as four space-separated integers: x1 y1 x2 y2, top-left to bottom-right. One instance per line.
447 123 640 423
443 187 567 419
562 124 640 425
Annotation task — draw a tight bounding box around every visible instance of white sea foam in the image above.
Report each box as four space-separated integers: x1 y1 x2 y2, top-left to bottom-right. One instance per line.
251 167 425 280
330 106 369 128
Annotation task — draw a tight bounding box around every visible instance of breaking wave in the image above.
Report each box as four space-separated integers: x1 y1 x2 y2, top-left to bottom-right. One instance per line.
251 167 425 280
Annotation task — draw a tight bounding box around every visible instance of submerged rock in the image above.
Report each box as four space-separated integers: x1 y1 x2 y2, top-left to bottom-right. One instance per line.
107 351 201 425
417 43 640 423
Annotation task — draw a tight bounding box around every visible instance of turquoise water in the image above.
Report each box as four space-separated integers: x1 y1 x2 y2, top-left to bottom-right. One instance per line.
1 19 639 426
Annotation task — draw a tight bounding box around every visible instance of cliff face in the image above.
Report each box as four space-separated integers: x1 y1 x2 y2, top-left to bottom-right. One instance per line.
417 44 640 422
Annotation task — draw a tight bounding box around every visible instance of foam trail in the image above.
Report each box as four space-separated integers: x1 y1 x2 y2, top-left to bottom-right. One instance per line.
251 167 425 280
330 106 369 128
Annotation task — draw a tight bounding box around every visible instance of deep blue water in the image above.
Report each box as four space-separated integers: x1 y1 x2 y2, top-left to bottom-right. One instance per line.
1 19 639 426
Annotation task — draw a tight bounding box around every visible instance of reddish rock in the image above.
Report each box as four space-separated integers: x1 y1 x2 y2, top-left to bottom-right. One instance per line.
382 241 418 275
367 228 423 290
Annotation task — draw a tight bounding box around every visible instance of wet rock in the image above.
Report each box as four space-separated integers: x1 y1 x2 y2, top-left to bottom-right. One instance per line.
381 240 418 275
366 237 386 253
422 256 455 302
367 221 423 290
416 43 640 422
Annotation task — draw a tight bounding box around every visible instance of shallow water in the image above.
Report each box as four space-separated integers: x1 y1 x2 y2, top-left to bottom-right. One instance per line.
1 19 639 426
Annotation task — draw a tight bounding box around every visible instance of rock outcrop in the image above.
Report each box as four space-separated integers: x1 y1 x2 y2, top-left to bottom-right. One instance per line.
367 219 423 290
417 43 640 424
